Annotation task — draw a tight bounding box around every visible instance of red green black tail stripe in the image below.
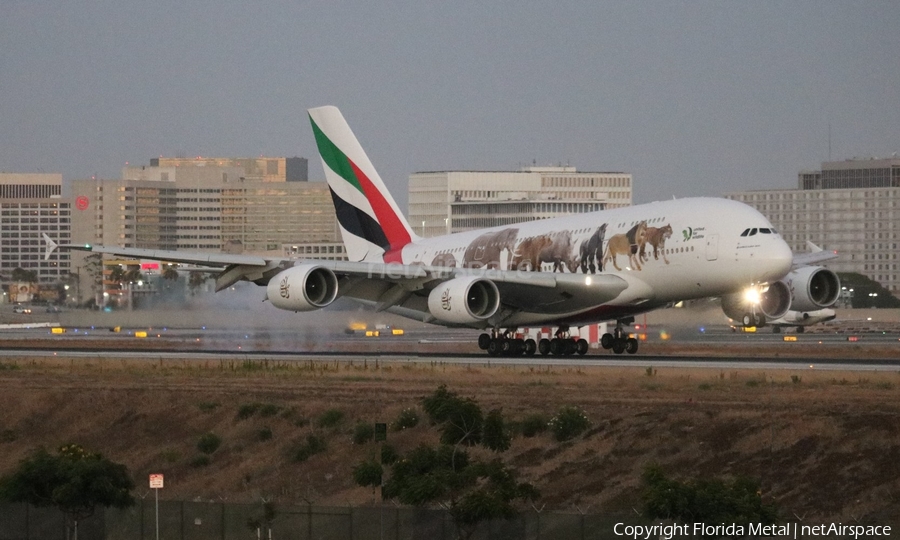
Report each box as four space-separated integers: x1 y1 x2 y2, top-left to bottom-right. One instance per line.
311 116 411 259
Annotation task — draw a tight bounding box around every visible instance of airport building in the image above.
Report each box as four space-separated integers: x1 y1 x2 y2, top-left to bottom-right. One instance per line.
408 167 632 237
0 173 71 283
726 157 900 296
151 156 308 183
70 158 341 257
67 158 344 306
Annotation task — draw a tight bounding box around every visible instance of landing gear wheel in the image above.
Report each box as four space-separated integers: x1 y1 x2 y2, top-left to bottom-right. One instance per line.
612 339 626 354
538 338 551 356
549 338 562 356
772 326 781 334
487 339 501 356
576 338 589 356
500 339 512 355
742 313 754 326
600 333 614 350
524 339 537 356
625 337 639 354
478 333 492 350
564 339 577 356
797 326 805 334
512 339 525 356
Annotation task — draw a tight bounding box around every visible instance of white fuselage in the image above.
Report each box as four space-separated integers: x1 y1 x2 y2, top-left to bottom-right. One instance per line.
384 197 793 327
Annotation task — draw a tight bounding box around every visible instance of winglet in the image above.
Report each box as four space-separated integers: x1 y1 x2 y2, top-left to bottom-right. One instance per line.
792 240 838 267
42 233 58 261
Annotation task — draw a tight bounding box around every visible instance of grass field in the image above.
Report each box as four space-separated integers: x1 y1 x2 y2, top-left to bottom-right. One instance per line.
0 355 898 522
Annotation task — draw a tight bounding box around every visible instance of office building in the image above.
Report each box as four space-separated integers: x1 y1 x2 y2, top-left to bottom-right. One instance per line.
409 166 632 237
0 173 70 283
727 157 900 295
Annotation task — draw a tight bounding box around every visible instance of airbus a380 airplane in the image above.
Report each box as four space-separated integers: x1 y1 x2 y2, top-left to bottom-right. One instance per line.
45 106 840 356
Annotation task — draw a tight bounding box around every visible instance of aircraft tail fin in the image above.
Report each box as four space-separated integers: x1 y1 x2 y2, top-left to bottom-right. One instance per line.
308 106 417 263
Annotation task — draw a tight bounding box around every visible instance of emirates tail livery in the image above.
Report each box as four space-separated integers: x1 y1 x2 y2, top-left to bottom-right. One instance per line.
46 106 840 356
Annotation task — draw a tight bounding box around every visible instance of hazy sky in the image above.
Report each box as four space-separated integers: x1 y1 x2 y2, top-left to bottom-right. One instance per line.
1 1 898 209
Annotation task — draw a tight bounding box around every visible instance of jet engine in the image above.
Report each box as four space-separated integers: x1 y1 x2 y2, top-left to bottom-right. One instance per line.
427 276 500 325
784 266 840 312
267 263 339 312
721 280 791 327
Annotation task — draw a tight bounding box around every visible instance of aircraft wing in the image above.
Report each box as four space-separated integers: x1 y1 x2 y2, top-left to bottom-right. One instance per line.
44 234 630 315
792 241 838 268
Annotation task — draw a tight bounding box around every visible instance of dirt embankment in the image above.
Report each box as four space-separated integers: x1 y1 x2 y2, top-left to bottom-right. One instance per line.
0 357 898 523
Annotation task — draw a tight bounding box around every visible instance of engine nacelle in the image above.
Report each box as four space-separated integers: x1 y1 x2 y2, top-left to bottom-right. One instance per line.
267 264 339 312
721 280 791 326
427 276 500 325
785 266 840 312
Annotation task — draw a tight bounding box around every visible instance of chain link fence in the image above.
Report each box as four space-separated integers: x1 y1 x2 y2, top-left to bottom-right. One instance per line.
1 500 638 540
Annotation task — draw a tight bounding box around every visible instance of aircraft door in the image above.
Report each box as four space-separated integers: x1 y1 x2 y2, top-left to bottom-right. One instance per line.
706 234 718 261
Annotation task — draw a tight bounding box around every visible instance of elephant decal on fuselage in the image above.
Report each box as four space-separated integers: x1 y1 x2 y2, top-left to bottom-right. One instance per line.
462 228 519 269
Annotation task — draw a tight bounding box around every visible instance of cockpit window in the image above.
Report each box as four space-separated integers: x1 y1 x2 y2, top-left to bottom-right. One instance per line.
759 228 771 234
740 228 750 237
749 228 758 236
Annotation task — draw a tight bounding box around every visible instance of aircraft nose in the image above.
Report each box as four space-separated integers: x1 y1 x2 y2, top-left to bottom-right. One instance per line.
763 238 793 282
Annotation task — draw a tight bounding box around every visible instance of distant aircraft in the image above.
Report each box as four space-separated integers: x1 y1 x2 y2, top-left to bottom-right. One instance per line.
723 241 840 332
47 106 802 356
767 308 837 333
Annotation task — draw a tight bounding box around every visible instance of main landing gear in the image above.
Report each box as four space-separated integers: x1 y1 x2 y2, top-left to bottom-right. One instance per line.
477 325 588 357
600 319 639 355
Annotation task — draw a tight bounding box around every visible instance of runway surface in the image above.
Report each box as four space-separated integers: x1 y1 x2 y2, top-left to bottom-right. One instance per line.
0 322 898 371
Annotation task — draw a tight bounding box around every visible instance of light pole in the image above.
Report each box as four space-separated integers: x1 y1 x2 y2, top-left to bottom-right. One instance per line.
444 217 450 234
421 221 426 236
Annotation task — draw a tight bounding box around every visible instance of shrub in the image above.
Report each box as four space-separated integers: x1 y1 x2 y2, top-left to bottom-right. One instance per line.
197 402 220 413
317 409 345 429
352 460 383 488
236 403 260 420
381 444 399 465
393 407 420 431
257 427 273 442
189 454 211 468
159 448 180 463
293 435 327 462
482 409 511 452
353 423 375 445
422 386 483 446
0 429 17 443
197 432 222 454
520 414 548 438
260 404 281 417
549 406 590 442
